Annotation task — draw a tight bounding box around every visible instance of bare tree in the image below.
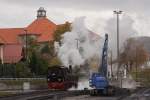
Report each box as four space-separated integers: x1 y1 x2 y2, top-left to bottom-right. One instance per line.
119 38 149 72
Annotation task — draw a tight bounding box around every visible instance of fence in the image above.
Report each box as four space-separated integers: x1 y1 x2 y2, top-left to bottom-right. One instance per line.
0 63 46 78
0 64 16 77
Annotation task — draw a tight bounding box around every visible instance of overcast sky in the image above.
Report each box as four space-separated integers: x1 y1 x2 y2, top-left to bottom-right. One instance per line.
0 0 150 36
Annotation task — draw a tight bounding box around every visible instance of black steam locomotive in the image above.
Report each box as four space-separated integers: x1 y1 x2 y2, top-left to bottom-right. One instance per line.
47 65 78 90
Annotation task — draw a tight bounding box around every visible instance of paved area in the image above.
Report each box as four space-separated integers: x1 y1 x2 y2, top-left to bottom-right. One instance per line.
122 88 150 100
1 88 149 100
62 95 120 100
62 88 150 100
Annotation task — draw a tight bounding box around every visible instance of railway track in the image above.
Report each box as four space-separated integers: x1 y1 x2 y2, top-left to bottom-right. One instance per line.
0 87 134 100
0 90 89 100
61 88 132 100
27 90 89 100
0 90 61 100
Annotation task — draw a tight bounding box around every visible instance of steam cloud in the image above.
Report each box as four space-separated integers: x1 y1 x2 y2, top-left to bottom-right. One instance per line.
56 15 142 89
105 14 137 57
56 17 102 67
56 15 138 67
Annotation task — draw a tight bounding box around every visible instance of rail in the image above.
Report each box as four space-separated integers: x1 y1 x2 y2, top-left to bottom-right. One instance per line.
0 90 89 100
27 90 90 100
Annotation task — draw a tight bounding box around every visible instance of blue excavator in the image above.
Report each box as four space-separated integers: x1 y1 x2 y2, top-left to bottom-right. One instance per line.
89 34 115 96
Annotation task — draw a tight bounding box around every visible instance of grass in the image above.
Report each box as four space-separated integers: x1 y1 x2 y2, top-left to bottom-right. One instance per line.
0 79 48 97
0 91 14 97
131 68 150 87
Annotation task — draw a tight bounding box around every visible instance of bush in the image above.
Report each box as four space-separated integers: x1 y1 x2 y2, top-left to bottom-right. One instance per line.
15 62 32 78
131 68 150 86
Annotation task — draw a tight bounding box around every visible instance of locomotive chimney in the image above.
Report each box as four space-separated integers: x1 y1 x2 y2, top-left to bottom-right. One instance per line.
69 65 72 72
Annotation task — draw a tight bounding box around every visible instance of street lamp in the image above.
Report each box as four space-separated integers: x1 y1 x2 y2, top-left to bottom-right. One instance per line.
110 50 113 78
114 10 122 79
118 71 123 88
75 39 79 49
0 43 4 77
0 43 4 64
135 46 138 82
24 29 28 62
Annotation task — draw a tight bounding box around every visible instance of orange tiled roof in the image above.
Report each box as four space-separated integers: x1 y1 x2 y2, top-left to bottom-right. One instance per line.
25 18 57 42
0 18 57 44
0 18 57 63
0 28 24 44
0 37 5 44
2 44 23 63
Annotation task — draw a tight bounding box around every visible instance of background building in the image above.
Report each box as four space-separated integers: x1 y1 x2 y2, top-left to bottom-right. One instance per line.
0 7 57 63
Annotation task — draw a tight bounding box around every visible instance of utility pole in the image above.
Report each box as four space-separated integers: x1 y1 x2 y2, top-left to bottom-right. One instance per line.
135 46 138 82
0 44 4 77
24 30 28 63
110 50 113 78
75 39 79 49
114 10 122 79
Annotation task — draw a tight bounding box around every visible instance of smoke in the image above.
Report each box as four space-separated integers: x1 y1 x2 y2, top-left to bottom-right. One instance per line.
55 15 143 89
56 15 138 74
69 79 92 90
122 75 136 89
56 17 102 67
132 14 150 36
105 14 137 58
55 15 138 67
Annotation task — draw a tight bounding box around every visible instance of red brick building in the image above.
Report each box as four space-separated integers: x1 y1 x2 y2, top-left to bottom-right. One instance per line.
0 7 57 63
0 7 100 64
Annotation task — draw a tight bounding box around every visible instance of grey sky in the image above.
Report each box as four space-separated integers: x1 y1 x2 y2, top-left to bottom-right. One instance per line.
0 0 150 36
1 0 150 11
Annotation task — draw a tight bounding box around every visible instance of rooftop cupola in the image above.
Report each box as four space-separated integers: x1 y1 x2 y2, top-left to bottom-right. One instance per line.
37 7 46 18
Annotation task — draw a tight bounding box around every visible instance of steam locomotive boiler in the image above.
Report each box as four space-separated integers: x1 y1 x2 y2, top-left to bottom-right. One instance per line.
47 65 78 90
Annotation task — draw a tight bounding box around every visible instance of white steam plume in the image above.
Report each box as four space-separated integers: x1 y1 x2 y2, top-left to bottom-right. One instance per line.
56 15 137 67
55 14 147 89
105 14 137 58
56 17 102 67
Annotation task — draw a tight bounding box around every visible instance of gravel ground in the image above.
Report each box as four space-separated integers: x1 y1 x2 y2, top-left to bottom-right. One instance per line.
62 95 120 100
